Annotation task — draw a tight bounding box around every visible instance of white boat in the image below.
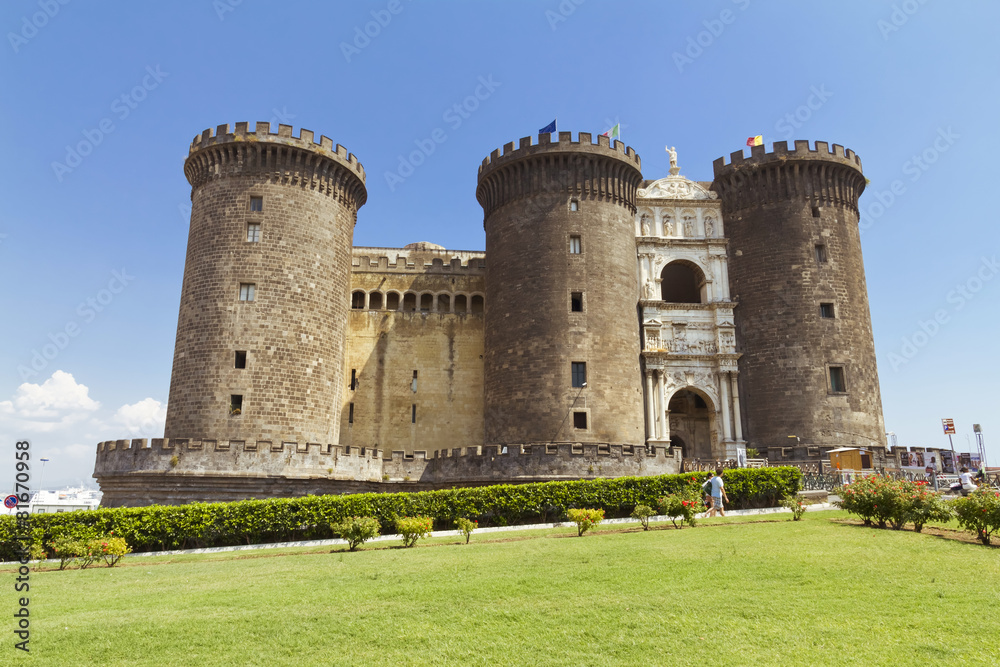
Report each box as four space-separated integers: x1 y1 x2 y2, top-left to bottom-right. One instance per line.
2 487 102 515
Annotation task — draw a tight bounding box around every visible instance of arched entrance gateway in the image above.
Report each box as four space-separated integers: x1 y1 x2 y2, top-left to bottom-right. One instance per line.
667 388 715 460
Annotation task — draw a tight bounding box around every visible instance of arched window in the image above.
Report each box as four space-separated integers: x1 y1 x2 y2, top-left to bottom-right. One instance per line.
454 294 468 313
351 291 366 309
402 292 417 312
438 294 451 312
660 261 706 304
386 292 400 311
419 293 433 312
369 291 383 310
470 295 484 313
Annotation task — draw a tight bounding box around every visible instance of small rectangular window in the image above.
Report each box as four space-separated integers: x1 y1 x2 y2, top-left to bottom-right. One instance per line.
239 283 255 301
250 196 263 212
815 244 828 263
230 394 243 415
235 351 247 369
411 404 416 424
350 369 357 391
571 292 583 312
246 223 261 243
829 366 846 393
570 200 579 212
411 370 418 393
571 361 587 388
569 235 582 254
811 206 820 218
573 412 588 429
348 403 354 424
820 303 835 319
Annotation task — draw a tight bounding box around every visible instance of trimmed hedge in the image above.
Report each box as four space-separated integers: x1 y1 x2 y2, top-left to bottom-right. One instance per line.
0 467 800 561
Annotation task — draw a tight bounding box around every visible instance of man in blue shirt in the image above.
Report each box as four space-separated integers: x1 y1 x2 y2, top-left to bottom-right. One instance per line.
707 467 729 517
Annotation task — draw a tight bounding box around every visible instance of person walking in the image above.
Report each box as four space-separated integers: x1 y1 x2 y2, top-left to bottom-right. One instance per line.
707 467 729 517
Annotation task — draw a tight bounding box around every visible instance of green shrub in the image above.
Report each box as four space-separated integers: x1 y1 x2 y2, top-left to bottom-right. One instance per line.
396 516 433 548
332 516 381 551
952 488 1000 545
904 488 952 533
50 537 84 570
566 508 604 536
0 468 801 561
630 504 655 531
781 496 808 521
97 535 132 567
657 494 699 529
29 541 47 568
455 518 477 544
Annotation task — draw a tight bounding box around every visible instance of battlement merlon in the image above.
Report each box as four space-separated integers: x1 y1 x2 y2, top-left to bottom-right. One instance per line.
352 246 486 273
186 122 366 184
712 140 863 177
477 131 641 178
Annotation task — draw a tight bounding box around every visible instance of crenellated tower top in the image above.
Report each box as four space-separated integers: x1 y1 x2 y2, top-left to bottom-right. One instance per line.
476 131 643 218
184 122 367 208
712 140 865 215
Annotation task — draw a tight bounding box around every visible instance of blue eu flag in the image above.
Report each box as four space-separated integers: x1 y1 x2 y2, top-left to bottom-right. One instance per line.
539 119 556 134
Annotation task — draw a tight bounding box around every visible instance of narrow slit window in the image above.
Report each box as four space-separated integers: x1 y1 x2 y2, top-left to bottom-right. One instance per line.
573 412 588 429
230 394 243 415
250 196 263 212
411 404 416 424
829 366 847 393
571 292 583 312
246 223 261 243
234 351 247 369
348 403 354 424
238 283 255 301
411 370 418 393
820 303 835 319
569 235 582 254
350 369 357 391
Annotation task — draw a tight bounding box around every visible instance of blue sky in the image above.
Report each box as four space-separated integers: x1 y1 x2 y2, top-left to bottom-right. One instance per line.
1 0 997 489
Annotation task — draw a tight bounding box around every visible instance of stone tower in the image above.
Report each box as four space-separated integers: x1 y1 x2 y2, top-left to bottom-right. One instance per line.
711 140 885 455
476 132 646 447
165 122 367 447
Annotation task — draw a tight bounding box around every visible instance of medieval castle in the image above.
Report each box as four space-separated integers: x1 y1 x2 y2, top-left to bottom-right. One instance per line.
93 122 885 506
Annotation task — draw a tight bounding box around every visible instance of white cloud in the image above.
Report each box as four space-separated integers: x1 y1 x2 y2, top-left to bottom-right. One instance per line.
6 371 100 419
64 443 95 460
113 397 167 437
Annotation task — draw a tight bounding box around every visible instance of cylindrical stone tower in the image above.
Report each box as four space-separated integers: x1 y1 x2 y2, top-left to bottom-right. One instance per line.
711 140 884 453
165 122 367 446
476 132 645 446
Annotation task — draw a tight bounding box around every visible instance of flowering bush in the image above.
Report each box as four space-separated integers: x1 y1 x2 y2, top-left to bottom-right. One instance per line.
781 496 808 521
395 516 433 548
332 516 381 551
566 508 604 536
455 518 478 544
50 537 84 570
838 475 952 531
657 494 699 529
951 489 1000 545
94 536 131 567
630 504 656 531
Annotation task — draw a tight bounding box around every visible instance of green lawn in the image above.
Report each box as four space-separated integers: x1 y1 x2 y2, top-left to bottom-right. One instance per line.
3 511 998 666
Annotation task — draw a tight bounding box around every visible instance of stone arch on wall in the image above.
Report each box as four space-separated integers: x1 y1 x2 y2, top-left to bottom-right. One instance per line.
667 386 716 460
438 293 451 312
402 292 417 312
386 291 400 311
660 260 707 304
369 291 383 310
454 294 468 313
470 294 484 314
351 290 366 309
